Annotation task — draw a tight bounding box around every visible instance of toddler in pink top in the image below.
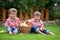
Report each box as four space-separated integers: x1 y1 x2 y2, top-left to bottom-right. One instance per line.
27 11 55 35
5 8 20 34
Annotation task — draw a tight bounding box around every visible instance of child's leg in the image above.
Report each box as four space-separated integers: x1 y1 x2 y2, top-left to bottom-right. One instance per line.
48 31 55 35
42 30 55 35
12 28 18 35
32 25 45 35
41 30 49 34
7 27 12 34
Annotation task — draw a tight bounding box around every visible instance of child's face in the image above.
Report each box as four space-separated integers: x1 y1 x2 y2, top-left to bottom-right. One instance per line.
9 11 17 19
34 15 40 20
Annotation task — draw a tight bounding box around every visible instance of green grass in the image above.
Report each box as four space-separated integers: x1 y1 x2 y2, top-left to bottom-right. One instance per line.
0 24 60 40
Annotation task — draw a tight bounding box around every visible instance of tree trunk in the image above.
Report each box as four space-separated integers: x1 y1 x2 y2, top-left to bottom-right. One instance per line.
25 12 28 20
41 9 44 21
30 6 34 18
0 9 1 20
0 0 1 2
46 8 49 22
2 8 6 22
19 10 23 21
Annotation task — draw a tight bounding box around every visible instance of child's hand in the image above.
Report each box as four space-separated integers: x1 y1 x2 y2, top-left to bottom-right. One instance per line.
16 24 18 26
16 24 19 28
40 28 44 31
10 23 15 27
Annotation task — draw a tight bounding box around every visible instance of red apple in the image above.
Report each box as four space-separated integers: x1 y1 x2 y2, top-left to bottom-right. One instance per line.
10 23 15 27
26 21 32 26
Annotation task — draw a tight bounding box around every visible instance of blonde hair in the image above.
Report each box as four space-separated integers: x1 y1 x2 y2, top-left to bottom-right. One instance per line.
9 8 17 13
34 11 41 16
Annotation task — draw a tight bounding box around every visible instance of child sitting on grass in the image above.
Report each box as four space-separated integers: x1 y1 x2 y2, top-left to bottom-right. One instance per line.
26 11 55 35
5 8 20 35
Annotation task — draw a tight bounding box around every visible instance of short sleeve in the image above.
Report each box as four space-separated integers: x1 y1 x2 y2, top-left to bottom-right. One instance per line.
5 19 9 27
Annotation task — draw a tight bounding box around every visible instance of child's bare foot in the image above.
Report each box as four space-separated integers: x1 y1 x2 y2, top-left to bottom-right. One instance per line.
49 32 55 36
51 33 55 36
20 33 23 34
9 31 16 35
9 31 12 34
12 32 16 35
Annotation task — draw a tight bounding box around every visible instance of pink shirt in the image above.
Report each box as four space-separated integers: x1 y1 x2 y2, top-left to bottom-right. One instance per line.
27 18 44 28
5 17 20 28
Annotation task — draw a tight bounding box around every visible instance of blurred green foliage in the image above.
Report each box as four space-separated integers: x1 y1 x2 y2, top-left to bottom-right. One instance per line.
0 0 60 20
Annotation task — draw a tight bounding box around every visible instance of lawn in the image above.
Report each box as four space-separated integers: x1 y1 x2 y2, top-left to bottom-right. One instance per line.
0 24 60 40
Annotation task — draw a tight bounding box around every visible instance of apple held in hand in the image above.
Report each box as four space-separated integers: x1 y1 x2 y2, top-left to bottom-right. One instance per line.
10 23 15 27
40 27 44 31
16 24 19 27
